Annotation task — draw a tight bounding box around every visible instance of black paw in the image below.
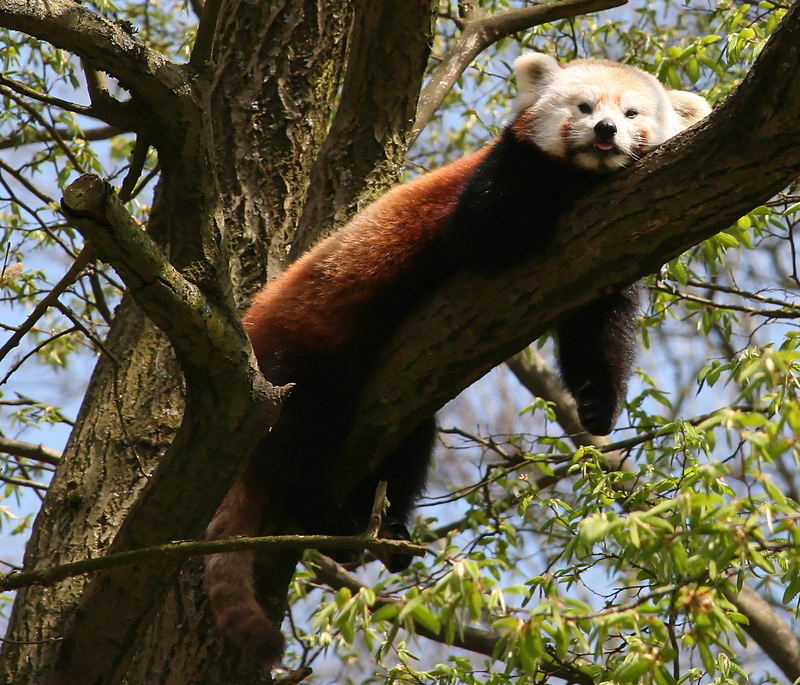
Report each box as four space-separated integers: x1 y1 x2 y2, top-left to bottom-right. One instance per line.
575 382 619 436
376 518 414 573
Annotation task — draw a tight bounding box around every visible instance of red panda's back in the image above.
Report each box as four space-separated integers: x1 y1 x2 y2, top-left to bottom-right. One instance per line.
244 144 494 374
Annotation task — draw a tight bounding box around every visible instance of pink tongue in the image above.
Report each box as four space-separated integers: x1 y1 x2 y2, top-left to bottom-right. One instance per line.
594 142 614 151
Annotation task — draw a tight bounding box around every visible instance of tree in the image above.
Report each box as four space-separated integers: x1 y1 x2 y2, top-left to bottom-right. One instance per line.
0 0 799 683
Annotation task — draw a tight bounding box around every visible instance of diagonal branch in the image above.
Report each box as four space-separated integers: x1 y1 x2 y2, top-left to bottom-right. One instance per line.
0 437 61 466
412 0 627 140
336 0 800 503
728 584 800 680
0 533 425 593
0 247 93 365
60 176 229 373
0 125 125 150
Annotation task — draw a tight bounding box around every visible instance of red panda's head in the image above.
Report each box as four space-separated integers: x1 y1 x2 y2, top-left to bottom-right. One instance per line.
512 53 711 173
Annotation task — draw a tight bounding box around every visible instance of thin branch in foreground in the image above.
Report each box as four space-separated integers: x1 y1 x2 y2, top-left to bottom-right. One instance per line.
653 284 800 318
0 74 94 116
0 533 426 593
684 279 799 308
117 135 151 202
0 85 86 173
0 327 78 386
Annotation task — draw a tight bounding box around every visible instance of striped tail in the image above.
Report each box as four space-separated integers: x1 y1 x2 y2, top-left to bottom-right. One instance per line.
204 474 285 665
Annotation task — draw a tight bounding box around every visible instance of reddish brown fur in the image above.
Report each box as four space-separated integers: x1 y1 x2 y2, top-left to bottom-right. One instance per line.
244 145 494 367
205 474 285 664
205 144 493 666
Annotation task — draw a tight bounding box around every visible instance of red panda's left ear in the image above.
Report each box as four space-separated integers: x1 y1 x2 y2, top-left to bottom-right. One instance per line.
667 90 712 128
513 53 561 110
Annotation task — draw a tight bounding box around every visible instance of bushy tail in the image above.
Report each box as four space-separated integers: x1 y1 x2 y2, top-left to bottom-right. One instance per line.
204 474 285 665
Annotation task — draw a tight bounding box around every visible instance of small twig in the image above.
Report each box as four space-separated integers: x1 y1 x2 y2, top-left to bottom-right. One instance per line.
52 300 115 359
653 284 799 319
0 74 94 116
0 246 94 364
88 269 113 325
366 480 388 538
118 135 151 202
0 157 55 205
0 124 123 151
0 85 86 173
412 0 626 140
0 327 78 386
0 472 48 491
128 164 160 201
683 279 798 308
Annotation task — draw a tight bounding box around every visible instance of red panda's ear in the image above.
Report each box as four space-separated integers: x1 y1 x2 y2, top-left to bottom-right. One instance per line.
513 53 561 110
667 89 712 129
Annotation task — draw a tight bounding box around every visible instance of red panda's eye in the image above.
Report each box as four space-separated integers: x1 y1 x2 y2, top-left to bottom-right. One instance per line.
578 103 592 114
625 109 638 118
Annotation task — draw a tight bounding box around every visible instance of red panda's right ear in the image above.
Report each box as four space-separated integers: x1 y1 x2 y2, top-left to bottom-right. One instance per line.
513 53 561 110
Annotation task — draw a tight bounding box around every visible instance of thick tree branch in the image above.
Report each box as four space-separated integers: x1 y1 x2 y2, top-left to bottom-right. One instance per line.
190 0 223 67
61 176 232 372
54 175 283 685
336 0 800 500
290 2 435 257
0 0 186 117
412 0 626 139
728 584 800 680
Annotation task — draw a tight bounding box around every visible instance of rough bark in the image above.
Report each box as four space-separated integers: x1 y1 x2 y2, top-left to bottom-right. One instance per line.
0 1 441 683
0 1 357 683
0 0 798 683
289 1 436 258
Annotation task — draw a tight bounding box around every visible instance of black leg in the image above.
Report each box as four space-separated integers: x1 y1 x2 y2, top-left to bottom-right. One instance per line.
556 283 641 435
343 416 437 571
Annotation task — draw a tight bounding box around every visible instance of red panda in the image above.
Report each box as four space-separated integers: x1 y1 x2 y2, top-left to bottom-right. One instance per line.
205 52 711 666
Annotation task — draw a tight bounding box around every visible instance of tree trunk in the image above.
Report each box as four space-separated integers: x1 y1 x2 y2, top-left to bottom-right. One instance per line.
0 1 435 683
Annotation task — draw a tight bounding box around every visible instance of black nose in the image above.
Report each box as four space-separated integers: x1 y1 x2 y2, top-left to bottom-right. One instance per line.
594 119 617 141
